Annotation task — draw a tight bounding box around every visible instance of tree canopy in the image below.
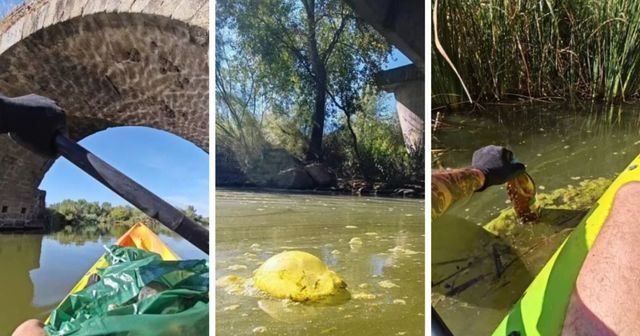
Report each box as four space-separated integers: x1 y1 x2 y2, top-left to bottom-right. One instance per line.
216 0 391 161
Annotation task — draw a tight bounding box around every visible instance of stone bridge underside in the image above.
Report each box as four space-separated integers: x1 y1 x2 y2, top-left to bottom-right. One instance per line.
0 0 208 228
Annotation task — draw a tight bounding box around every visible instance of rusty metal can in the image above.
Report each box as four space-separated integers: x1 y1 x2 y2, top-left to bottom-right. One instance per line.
506 172 539 223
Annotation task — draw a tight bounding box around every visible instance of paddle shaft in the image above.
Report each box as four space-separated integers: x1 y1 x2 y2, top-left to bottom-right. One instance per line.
55 134 209 254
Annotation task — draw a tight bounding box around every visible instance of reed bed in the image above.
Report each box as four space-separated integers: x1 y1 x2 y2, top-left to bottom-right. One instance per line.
432 0 640 106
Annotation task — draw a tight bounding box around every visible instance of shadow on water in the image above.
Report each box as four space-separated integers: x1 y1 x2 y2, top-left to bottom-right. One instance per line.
432 214 533 309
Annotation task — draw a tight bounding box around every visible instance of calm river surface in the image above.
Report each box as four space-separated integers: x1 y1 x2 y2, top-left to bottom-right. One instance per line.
0 230 206 335
433 103 640 335
216 190 425 335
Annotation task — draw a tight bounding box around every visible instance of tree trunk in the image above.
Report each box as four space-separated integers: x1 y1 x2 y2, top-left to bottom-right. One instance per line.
306 68 327 162
303 0 326 162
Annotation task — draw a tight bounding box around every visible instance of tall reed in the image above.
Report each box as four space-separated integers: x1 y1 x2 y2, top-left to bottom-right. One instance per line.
432 0 640 106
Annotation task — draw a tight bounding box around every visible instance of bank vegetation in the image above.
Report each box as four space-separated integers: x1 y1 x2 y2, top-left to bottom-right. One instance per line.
433 0 640 107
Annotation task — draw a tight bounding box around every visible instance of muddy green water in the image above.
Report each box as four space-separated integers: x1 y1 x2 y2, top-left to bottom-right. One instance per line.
0 231 205 335
432 103 640 335
216 190 425 335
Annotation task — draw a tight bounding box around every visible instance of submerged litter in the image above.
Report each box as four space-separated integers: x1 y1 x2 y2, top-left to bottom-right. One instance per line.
253 251 347 302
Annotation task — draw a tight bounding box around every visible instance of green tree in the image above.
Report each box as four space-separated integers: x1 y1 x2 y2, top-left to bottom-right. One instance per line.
217 0 390 161
48 200 209 241
108 206 131 222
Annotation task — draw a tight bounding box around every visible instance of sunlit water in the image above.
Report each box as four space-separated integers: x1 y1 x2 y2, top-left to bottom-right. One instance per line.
216 190 425 335
0 230 206 335
432 103 640 335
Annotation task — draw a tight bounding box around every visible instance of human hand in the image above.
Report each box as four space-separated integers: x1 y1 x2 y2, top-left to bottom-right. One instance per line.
1 94 66 158
471 145 525 191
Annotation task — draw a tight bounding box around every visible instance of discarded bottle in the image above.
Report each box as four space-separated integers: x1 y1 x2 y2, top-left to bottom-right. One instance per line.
506 172 539 223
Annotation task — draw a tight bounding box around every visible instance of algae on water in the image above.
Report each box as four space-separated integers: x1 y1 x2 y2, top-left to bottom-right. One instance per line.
484 178 612 236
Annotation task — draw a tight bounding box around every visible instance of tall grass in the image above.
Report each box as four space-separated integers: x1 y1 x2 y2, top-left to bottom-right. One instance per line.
432 0 640 106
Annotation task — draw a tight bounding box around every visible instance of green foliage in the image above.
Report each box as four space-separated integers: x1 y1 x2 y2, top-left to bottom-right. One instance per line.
47 200 209 244
432 0 640 105
216 0 391 162
108 206 131 222
324 91 423 183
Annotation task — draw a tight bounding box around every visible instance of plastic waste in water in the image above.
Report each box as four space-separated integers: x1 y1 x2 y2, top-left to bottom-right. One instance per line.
506 172 539 223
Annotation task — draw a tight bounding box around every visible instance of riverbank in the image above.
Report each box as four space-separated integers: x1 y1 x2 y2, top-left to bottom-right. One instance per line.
217 150 424 198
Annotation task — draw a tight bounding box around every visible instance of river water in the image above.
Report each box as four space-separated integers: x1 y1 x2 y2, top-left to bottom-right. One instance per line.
432 103 640 335
0 230 205 335
216 190 425 335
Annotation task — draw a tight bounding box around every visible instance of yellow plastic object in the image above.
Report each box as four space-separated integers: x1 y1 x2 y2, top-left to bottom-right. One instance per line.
45 223 179 324
253 251 346 301
493 155 640 335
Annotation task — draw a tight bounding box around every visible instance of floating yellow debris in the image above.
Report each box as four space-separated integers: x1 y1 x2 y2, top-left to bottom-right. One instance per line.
349 237 363 246
227 264 247 271
252 326 267 333
393 299 406 305
223 304 240 311
388 246 420 255
215 275 246 295
253 251 347 301
352 292 377 300
321 327 339 334
345 225 358 229
378 280 399 288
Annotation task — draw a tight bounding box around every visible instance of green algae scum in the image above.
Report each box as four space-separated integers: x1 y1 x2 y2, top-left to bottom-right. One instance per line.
432 104 640 334
216 191 425 335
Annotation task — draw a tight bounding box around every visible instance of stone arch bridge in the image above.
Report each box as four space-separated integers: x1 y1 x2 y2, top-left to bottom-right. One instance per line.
0 0 208 228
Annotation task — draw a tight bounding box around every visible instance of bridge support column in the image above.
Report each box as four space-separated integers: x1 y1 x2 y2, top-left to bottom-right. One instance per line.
0 189 46 229
378 64 425 154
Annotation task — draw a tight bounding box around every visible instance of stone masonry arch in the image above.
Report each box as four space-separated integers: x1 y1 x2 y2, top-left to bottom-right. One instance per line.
0 0 208 228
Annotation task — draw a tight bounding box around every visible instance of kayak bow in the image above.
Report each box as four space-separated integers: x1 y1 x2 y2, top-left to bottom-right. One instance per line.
44 223 179 324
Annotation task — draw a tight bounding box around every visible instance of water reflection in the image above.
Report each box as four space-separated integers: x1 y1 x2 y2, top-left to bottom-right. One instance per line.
370 254 388 277
0 234 43 334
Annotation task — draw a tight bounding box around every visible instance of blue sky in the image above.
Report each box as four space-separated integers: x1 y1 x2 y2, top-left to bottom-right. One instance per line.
40 127 210 216
0 0 22 19
384 48 412 70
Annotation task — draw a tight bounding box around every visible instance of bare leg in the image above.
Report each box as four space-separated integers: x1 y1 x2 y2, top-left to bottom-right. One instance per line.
11 319 45 336
563 182 640 335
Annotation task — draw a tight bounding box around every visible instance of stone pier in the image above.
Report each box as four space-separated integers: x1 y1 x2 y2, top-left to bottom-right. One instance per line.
346 0 425 154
